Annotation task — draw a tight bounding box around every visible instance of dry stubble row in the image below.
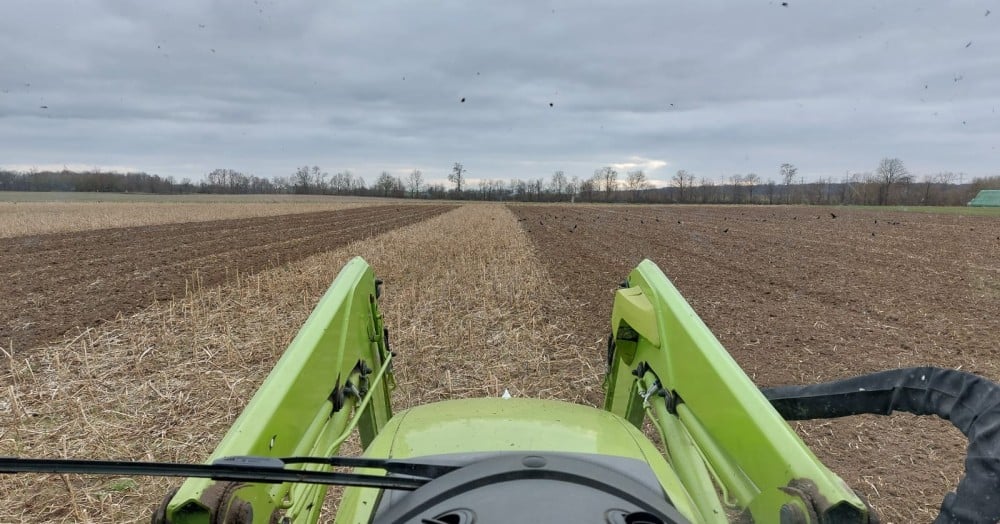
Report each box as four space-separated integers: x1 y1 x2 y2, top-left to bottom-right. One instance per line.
0 201 377 238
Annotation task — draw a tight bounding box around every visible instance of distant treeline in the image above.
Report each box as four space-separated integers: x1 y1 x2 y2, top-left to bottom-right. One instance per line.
2 162 997 206
1 169 196 194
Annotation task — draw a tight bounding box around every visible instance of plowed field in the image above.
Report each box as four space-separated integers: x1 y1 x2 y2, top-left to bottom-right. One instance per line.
510 204 1000 521
0 205 452 352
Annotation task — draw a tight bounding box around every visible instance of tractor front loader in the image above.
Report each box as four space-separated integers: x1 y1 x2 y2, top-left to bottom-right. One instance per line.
2 257 998 523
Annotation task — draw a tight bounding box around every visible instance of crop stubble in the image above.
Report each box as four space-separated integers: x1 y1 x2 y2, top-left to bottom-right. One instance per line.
0 200 375 239
2 202 997 523
0 205 452 353
510 204 1000 523
1 204 591 523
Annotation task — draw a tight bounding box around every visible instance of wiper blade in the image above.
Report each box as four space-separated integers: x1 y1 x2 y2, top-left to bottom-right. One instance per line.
279 456 459 479
0 455 459 491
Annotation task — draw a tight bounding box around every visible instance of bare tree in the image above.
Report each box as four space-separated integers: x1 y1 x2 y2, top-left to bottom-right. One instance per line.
330 170 357 194
596 166 618 200
351 174 367 194
532 178 545 201
937 172 958 185
729 174 745 203
508 178 527 201
567 175 580 200
448 162 466 193
920 172 957 205
550 170 567 198
780 163 797 203
375 171 396 197
875 157 908 205
293 166 311 194
426 183 446 198
579 177 596 202
744 173 760 203
672 170 694 203
311 166 328 194
407 169 423 198
842 172 867 205
920 175 935 204
766 179 776 204
698 176 715 203
207 168 230 189
849 172 877 205
488 179 506 200
625 170 649 201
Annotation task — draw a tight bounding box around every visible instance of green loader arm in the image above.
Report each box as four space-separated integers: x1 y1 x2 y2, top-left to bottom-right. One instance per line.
156 257 395 524
605 259 870 523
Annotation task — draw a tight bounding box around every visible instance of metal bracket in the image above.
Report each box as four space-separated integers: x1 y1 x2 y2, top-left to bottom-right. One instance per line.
329 375 344 415
632 362 677 413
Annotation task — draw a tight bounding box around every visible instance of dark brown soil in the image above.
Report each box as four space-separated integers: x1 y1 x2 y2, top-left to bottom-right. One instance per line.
0 205 452 353
511 204 1000 523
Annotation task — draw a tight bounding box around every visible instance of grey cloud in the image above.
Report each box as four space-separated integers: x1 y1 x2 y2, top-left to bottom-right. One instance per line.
0 0 997 183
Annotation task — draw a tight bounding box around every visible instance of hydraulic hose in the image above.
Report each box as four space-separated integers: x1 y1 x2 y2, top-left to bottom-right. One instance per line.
762 367 1000 524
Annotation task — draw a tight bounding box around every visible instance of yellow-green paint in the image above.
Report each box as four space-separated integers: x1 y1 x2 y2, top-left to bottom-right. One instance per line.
336 398 702 524
605 259 869 522
158 256 874 524
163 257 394 524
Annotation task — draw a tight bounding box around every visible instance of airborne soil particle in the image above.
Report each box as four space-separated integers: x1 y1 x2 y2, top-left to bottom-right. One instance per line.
0 205 452 352
511 204 1000 523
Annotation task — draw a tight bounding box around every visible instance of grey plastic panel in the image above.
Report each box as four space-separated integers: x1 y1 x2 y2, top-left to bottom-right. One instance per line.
370 451 689 524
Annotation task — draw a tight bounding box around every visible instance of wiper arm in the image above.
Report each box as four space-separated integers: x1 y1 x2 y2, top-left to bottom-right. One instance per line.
279 455 459 479
0 455 459 491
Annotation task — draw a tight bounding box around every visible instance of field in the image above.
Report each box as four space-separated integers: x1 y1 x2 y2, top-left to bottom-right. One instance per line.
0 205 451 352
1 201 998 523
511 204 1000 521
0 192 397 238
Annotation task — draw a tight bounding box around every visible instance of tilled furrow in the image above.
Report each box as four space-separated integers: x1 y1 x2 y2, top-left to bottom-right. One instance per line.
510 203 998 524
0 205 452 352
1 206 431 284
0 206 405 275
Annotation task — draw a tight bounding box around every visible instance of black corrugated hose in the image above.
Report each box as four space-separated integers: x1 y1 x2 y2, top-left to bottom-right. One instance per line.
762 367 1000 524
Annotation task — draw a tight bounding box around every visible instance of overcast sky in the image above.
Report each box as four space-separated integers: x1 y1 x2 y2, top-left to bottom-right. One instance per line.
1 0 997 187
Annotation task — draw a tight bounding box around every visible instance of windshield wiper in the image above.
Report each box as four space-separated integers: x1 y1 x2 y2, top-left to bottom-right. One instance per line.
0 455 460 491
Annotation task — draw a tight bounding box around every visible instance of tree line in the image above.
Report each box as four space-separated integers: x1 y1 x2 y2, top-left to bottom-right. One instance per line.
1 158 996 206
423 160 995 206
0 166 437 198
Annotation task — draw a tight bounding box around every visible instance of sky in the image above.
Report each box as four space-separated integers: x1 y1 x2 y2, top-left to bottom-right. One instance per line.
1 0 997 188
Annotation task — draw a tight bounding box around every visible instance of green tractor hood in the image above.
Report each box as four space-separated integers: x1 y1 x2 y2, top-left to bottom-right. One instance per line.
336 397 701 522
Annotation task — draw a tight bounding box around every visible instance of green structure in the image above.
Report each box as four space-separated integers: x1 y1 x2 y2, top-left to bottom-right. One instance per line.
6 257 1000 522
154 257 868 523
969 190 1000 207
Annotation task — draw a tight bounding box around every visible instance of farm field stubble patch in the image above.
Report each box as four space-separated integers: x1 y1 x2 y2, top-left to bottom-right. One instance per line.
0 192 393 204
0 204 591 523
3 200 996 522
0 204 452 353
0 198 381 238
510 203 1000 523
